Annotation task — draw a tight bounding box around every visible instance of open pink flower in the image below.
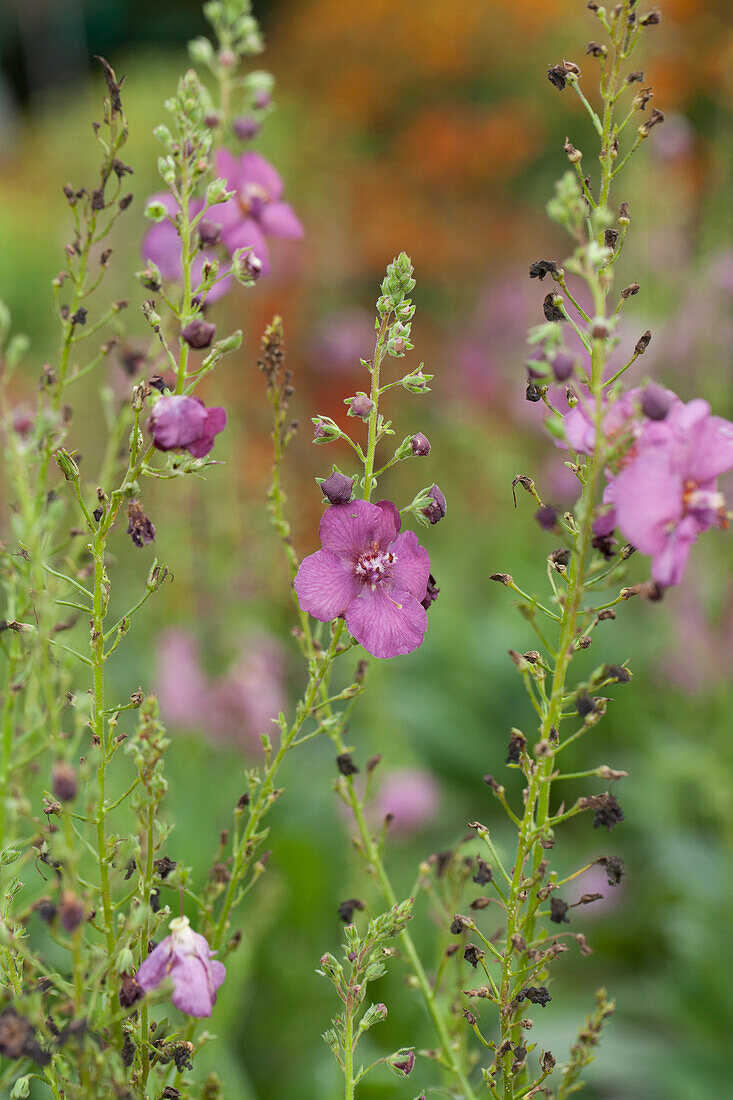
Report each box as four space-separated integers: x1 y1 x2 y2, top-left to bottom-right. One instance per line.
294 500 430 659
149 395 226 458
212 150 304 274
561 388 646 455
612 399 733 586
136 916 225 1018
141 192 231 302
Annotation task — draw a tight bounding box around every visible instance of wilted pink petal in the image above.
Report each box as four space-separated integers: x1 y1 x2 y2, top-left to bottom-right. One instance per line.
136 916 225 1018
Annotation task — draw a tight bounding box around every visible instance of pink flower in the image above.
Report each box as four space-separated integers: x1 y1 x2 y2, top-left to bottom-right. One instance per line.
155 629 211 729
294 500 430 659
375 768 439 836
612 399 733 586
213 637 286 751
136 916 226 1018
561 388 646 455
149 395 226 458
141 192 231 302
212 150 304 275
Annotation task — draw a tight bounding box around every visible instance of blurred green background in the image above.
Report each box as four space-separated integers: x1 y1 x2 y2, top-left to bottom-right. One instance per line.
1 0 733 1097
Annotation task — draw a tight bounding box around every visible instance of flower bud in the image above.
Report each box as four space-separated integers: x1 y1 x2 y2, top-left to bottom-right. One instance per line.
641 381 672 421
360 1002 388 1030
51 762 78 802
402 367 432 394
550 351 574 381
182 319 216 350
188 36 215 67
421 484 446 525
144 200 169 223
205 178 232 206
388 1051 415 1077
320 471 354 505
233 249 263 284
198 220 222 246
233 116 260 140
348 394 374 418
421 573 439 611
312 416 341 443
410 432 431 456
58 891 86 933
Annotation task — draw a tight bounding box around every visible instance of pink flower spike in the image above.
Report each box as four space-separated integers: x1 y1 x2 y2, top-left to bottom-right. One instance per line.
136 916 226 1018
294 500 430 659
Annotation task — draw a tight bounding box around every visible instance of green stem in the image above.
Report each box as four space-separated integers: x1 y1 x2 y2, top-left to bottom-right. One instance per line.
344 1008 356 1100
338 750 478 1099
362 315 389 502
495 8 633 1094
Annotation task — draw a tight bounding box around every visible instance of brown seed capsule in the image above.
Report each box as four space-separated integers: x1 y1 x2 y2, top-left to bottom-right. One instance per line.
58 891 86 933
52 761 78 802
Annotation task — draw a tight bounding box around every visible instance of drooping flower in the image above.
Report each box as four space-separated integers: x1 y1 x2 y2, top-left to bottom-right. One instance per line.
141 192 231 302
136 915 226 1018
149 395 226 458
210 150 304 275
294 500 430 659
612 399 733 586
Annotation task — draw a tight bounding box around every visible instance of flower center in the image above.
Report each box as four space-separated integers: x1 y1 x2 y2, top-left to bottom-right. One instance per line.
682 479 728 528
355 547 396 588
238 183 270 218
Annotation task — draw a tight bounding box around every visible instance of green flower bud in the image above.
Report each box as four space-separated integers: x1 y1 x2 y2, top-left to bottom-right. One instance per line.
205 177 234 206
144 201 170 223
188 36 216 68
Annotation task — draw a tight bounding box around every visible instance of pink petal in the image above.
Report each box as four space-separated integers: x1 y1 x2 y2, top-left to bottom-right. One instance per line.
389 531 430 600
208 958 227 991
221 218 271 274
136 941 172 991
651 514 700 587
238 151 284 200
688 415 733 482
212 195 242 232
215 149 245 192
294 549 360 621
613 451 683 555
346 586 427 659
374 500 401 540
142 219 182 281
170 955 216 1017
319 500 396 559
562 406 594 454
259 201 304 239
205 407 227 435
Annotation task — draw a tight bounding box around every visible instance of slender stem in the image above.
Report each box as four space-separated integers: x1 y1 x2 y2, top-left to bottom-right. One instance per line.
494 8 633 1094
338 747 478 1100
344 1009 356 1100
362 315 389 502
